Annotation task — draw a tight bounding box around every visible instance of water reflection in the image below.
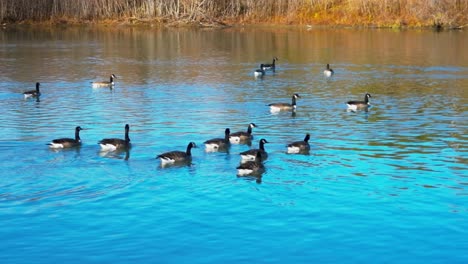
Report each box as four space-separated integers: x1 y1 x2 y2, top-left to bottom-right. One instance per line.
0 25 467 263
99 149 130 160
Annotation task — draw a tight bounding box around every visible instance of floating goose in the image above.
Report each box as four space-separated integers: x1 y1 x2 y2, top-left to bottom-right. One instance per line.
157 142 197 166
23 82 41 98
262 57 278 71
240 138 269 162
324 64 334 77
48 126 84 149
254 64 265 77
229 123 257 144
236 151 265 176
204 128 230 152
287 133 311 154
269 93 300 113
92 74 116 88
347 93 372 111
98 124 131 151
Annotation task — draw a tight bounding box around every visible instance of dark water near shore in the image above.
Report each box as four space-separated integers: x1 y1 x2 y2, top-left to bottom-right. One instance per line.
0 26 467 263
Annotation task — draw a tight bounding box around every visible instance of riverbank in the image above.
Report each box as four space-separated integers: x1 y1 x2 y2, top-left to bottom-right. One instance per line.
1 0 467 29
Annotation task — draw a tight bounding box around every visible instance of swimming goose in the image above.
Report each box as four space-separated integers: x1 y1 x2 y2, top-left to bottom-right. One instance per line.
236 151 265 176
229 123 257 144
98 124 131 151
48 126 84 149
287 133 311 154
92 74 116 88
324 64 334 77
347 93 372 111
254 64 265 77
204 128 231 151
240 138 269 162
157 142 197 166
23 82 41 98
262 57 278 71
269 93 301 113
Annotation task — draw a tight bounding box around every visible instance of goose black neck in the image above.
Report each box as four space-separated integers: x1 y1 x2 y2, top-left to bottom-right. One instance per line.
304 134 310 142
292 96 297 106
36 83 40 92
124 128 130 143
75 128 81 141
224 129 230 141
247 125 252 134
110 76 114 82
186 144 193 156
364 95 369 104
259 141 266 151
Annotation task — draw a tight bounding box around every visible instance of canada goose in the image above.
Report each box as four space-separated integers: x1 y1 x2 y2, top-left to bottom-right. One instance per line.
98 124 131 151
23 82 41 98
324 64 334 77
157 142 197 166
204 128 230 151
347 93 372 111
229 123 257 144
287 133 311 154
236 151 265 176
254 64 265 77
268 93 300 113
47 126 84 149
91 74 116 88
240 138 269 162
262 57 278 71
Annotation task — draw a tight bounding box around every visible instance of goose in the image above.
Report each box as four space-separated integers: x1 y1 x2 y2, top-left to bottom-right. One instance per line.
47 126 84 149
268 93 300 113
347 93 372 111
287 133 311 154
204 128 230 151
240 138 269 162
236 151 265 176
157 142 197 166
229 123 257 144
254 64 265 77
262 57 278 71
98 124 131 151
324 64 334 77
91 74 116 88
23 82 41 98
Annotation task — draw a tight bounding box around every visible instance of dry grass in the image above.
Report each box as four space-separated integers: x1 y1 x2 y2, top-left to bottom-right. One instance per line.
1 0 466 28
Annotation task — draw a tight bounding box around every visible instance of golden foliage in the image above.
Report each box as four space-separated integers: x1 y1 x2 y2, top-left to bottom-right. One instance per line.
0 0 466 28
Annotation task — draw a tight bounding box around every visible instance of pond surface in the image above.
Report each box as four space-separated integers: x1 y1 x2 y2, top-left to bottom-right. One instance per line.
0 25 467 263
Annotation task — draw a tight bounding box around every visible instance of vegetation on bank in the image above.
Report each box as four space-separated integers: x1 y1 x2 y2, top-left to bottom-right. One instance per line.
0 0 466 28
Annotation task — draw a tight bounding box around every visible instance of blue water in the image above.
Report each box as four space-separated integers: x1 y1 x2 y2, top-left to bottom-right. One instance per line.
0 27 467 263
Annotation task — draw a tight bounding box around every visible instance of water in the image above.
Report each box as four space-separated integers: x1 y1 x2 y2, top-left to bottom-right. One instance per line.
0 26 467 263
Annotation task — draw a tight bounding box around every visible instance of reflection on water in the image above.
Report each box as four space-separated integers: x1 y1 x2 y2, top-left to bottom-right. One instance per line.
0 26 467 263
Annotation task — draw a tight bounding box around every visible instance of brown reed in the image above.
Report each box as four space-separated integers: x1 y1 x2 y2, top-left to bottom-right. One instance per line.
0 0 466 28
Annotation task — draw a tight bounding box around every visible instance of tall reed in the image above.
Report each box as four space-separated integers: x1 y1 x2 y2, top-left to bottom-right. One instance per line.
0 0 466 27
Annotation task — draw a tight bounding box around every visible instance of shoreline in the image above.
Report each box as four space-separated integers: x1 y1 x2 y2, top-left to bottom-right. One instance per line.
2 18 466 31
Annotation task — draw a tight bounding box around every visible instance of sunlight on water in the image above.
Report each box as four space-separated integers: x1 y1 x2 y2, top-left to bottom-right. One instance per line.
0 26 467 263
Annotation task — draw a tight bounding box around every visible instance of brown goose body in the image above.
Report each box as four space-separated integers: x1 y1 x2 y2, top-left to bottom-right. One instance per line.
92 74 116 88
240 138 269 162
229 123 257 144
99 124 131 151
204 128 230 151
157 142 197 166
287 133 311 154
23 82 41 98
269 93 300 112
347 93 372 111
48 126 83 149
